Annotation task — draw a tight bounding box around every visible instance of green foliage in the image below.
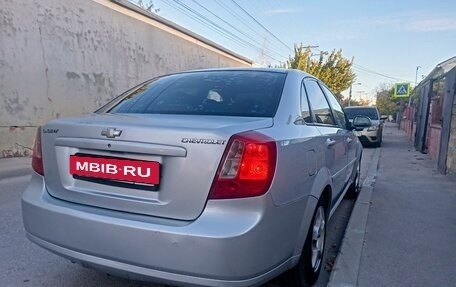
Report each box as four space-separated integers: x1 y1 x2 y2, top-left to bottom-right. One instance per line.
409 87 420 106
287 44 356 100
340 97 371 108
375 84 398 116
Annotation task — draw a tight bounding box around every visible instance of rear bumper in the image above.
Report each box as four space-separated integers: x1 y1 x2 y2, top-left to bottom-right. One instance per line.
357 130 381 144
22 173 309 287
25 232 295 287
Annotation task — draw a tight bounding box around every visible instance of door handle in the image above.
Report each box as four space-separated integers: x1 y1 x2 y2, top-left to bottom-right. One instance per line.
325 138 336 147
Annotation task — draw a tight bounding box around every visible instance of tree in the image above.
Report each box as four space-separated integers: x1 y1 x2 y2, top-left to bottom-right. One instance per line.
287 44 356 100
340 97 371 107
375 84 398 117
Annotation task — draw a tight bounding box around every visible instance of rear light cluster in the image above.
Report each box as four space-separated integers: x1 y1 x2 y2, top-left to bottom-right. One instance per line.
32 127 44 175
209 131 277 199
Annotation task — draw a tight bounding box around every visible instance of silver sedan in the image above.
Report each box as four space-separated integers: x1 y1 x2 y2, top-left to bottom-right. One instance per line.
22 68 363 287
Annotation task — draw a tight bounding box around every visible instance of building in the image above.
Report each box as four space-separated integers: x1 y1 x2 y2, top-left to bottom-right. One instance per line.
412 56 456 174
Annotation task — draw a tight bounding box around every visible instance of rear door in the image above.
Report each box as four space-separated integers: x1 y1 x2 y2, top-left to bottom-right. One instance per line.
320 83 356 184
304 79 347 202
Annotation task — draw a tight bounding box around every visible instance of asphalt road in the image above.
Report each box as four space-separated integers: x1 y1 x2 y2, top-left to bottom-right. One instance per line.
0 148 375 287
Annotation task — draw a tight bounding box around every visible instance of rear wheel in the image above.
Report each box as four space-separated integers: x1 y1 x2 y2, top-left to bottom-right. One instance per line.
346 158 361 198
283 199 327 286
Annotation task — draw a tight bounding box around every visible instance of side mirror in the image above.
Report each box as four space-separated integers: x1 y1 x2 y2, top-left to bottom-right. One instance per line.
353 116 372 130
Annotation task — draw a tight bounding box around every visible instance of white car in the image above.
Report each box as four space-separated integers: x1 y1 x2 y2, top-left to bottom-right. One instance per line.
344 106 384 147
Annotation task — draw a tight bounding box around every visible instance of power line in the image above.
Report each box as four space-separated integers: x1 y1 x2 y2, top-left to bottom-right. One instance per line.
191 0 288 60
312 47 412 82
354 64 412 82
214 0 266 41
161 0 417 77
245 0 297 48
213 0 288 58
230 0 293 53
162 0 261 58
161 0 250 50
162 0 284 62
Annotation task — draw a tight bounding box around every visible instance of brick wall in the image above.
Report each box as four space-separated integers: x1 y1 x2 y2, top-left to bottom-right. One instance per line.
428 125 442 160
400 107 415 142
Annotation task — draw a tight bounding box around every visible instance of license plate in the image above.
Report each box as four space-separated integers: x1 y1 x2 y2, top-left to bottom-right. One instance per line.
70 155 160 185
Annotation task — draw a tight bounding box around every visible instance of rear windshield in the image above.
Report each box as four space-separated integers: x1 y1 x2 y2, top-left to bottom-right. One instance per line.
107 71 286 117
344 107 379 120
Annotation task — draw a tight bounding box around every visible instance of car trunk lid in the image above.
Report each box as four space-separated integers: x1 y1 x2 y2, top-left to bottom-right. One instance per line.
41 113 273 220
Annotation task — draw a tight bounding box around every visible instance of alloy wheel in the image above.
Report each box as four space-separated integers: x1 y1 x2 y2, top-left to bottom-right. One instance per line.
311 206 326 271
355 162 361 191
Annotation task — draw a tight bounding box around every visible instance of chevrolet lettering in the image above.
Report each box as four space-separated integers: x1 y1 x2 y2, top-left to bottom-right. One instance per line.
181 138 226 145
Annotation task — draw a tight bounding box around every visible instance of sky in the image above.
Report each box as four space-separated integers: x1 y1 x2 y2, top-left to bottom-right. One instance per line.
146 0 455 101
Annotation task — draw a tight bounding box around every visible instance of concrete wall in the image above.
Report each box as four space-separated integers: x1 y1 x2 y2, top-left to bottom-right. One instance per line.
0 0 251 157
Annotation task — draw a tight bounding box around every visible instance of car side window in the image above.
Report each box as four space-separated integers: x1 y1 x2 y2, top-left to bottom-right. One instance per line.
300 82 312 123
320 84 346 129
304 80 335 126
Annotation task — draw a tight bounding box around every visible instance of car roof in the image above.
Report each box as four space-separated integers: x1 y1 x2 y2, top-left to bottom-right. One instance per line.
344 106 378 109
162 67 313 78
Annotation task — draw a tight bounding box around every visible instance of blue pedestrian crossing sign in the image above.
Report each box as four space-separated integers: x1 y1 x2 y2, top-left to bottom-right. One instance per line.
393 83 410 98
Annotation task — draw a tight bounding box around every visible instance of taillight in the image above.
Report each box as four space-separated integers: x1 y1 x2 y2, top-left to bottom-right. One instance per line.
32 127 44 175
209 131 277 199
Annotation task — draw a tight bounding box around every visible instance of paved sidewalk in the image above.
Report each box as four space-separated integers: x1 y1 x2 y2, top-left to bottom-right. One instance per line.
329 123 456 287
0 157 32 180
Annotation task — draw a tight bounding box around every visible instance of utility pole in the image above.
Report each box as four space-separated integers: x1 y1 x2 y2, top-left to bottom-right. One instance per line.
348 83 361 106
406 65 421 133
415 66 421 86
408 66 421 106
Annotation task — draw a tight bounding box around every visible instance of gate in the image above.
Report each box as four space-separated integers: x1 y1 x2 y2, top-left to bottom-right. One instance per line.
415 82 432 152
438 68 456 173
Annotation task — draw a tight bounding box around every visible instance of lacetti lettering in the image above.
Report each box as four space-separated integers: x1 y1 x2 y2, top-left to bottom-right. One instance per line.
181 138 226 145
42 128 59 134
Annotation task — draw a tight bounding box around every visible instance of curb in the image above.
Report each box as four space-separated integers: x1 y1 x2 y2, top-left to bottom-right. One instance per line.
0 157 32 180
0 167 32 181
327 147 381 287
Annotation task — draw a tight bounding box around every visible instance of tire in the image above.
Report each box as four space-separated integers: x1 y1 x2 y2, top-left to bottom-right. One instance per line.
282 198 327 286
346 158 361 199
374 135 382 147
